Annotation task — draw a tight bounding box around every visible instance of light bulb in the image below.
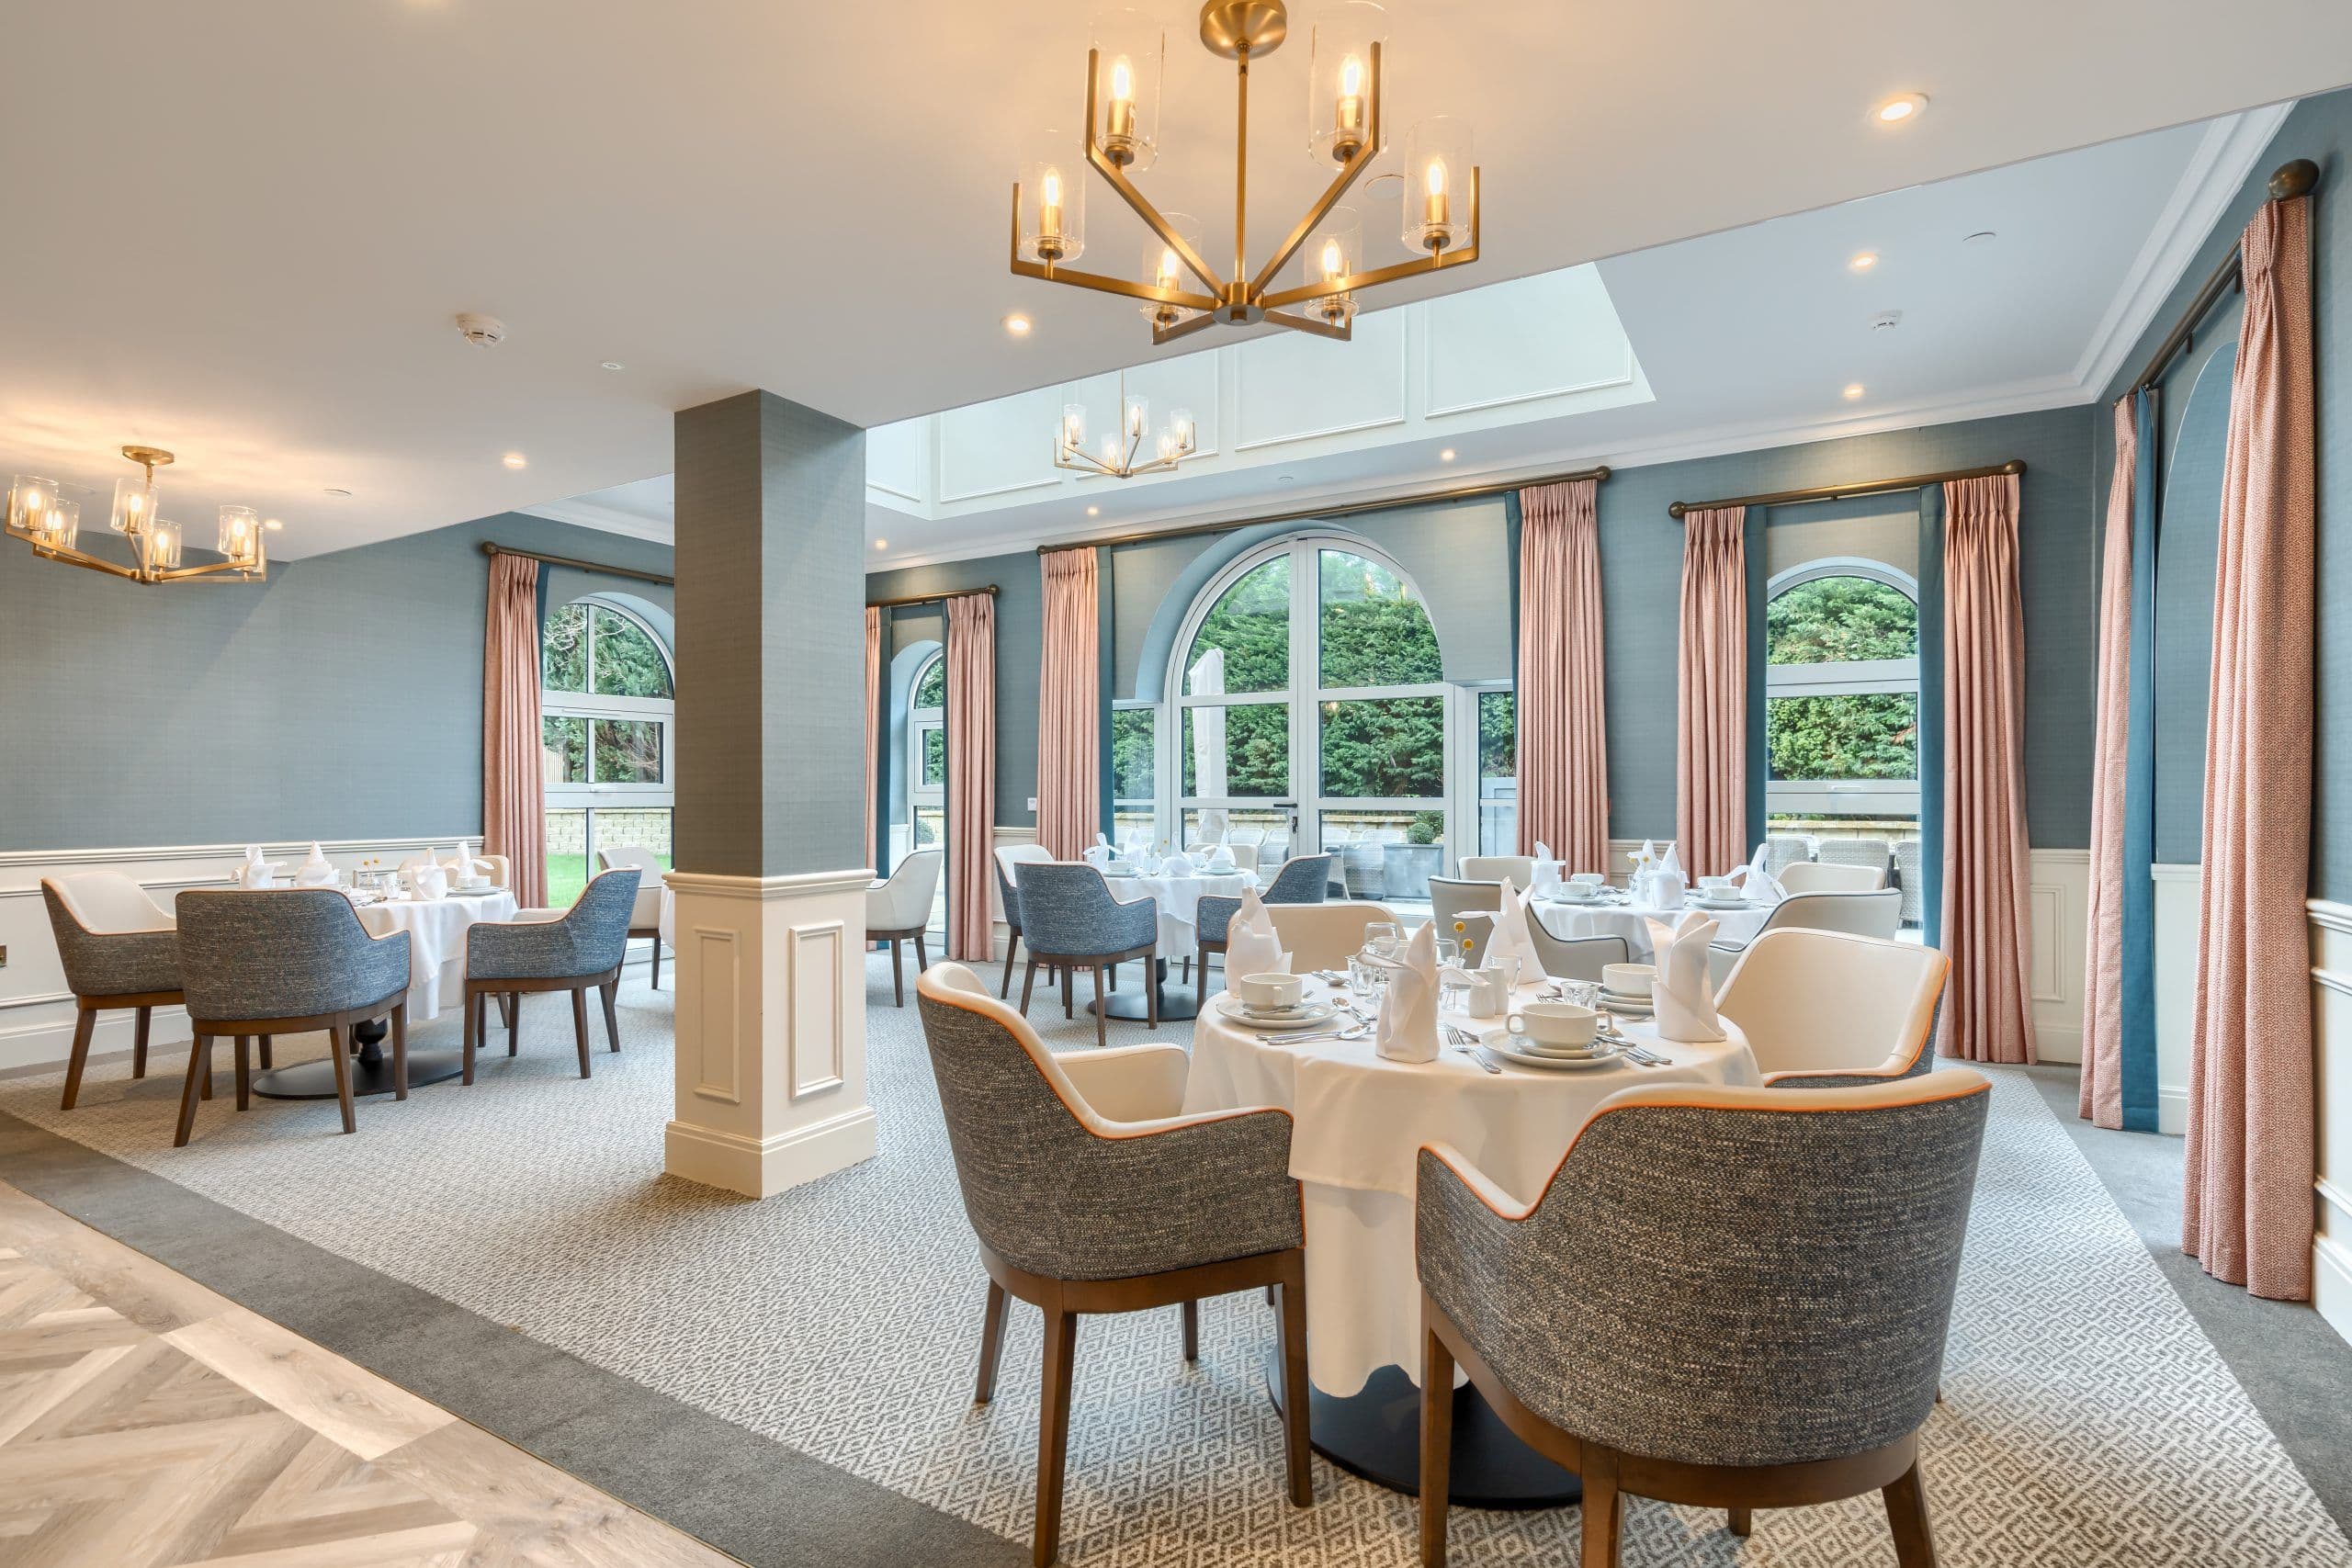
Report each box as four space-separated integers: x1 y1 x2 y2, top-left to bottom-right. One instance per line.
1111 57 1132 99
1156 244 1180 290
1320 237 1344 282
1426 159 1447 197
1038 168 1065 246
1340 55 1363 96
1105 55 1138 148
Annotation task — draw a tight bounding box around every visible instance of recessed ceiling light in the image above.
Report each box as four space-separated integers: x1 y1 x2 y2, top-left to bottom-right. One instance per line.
1874 92 1928 125
1843 383 1866 400
323 487 352 497
1001 312 1034 336
502 452 528 469
873 538 888 550
600 360 626 371
1086 504 1101 516
1849 251 1879 272
263 518 284 531
1439 448 1456 462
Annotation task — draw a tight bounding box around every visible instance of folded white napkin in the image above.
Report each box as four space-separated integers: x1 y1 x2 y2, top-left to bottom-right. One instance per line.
238 846 276 890
1529 857 1563 895
447 840 484 882
1159 850 1197 876
1728 843 1786 904
1224 887 1289 981
1532 840 1553 861
296 841 335 886
1650 914 1726 1043
1083 844 1115 866
1659 842 1685 882
410 862 449 901
1481 878 1537 976
1371 920 1441 1063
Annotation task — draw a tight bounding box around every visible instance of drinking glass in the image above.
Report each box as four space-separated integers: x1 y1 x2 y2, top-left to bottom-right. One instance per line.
1489 953 1522 995
1364 920 1402 956
1562 979 1600 1010
1348 951 1385 1009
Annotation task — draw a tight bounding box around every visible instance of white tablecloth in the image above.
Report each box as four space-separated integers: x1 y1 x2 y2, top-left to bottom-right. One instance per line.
1184 976 1757 1397
1531 894 1772 962
356 890 518 1021
1101 870 1257 961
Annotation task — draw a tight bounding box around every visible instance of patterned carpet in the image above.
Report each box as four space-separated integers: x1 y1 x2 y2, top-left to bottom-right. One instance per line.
4 956 2347 1567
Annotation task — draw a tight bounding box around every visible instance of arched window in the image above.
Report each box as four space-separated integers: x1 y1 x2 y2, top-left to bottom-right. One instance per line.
542 597 675 907
1763 560 1919 829
908 649 946 852
1155 534 1458 898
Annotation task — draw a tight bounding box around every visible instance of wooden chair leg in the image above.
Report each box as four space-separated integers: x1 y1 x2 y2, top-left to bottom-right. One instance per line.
1196 952 1209 1015
324 1026 357 1135
257 1034 273 1069
132 1006 152 1080
198 1038 213 1100
507 993 520 1056
650 939 662 991
1883 1461 1937 1568
390 1004 409 1100
1580 1445 1623 1568
1182 956 1192 984
462 990 479 1085
890 939 905 1008
60 1008 96 1111
1727 1506 1752 1537
1419 1325 1454 1565
1181 1299 1199 1363
1278 1268 1310 1506
1001 938 1020 999
1092 964 1108 1047
1147 953 1159 1032
1061 964 1074 1020
975 1280 1009 1404
1035 1307 1078 1568
233 1037 251 1111
1020 958 1038 1012
174 1034 210 1147
914 931 929 971
571 987 592 1078
601 980 621 1052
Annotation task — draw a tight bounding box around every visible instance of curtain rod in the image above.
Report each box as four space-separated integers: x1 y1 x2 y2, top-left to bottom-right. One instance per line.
2129 158 2318 395
1031 464 1612 556
1668 459 2026 519
866 584 1000 612
481 541 674 587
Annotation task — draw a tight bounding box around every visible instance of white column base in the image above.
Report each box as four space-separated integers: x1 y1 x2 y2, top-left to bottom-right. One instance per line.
662 866 876 1199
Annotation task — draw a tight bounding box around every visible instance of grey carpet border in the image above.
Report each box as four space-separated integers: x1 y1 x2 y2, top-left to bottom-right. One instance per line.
0 1107 1024 1568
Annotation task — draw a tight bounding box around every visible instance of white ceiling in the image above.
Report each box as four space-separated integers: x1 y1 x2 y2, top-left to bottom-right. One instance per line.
4 1 2346 561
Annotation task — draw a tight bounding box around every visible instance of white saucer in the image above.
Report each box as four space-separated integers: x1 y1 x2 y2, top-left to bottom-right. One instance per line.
1216 997 1340 1032
1600 992 1654 1017
1695 897 1749 911
1483 1038 1623 1071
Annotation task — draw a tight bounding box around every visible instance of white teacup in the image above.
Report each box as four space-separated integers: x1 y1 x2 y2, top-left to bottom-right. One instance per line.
1508 1000 1599 1050
1697 874 1733 894
1569 872 1605 887
1557 882 1600 903
1234 972 1305 1011
1601 962 1657 998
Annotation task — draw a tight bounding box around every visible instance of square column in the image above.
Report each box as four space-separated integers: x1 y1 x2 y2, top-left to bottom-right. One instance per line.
664 391 875 1197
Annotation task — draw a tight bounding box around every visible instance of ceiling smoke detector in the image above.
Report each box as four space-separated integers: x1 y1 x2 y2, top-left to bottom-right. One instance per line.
1871 310 1904 332
455 312 507 347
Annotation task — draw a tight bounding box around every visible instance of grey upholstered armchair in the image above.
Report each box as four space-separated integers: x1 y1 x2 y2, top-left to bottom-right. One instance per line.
1524 924 1631 984
463 867 639 1081
1192 852 1332 1010
1008 861 1159 1043
1414 1071 1990 1567
41 874 183 1111
173 890 413 1146
915 963 1310 1567
992 843 1055 999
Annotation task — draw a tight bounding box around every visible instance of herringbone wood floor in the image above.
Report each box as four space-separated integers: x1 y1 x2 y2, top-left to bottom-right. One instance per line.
0 1180 742 1568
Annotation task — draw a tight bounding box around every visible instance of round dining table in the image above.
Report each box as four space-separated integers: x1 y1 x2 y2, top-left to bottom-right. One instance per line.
251 886 519 1100
1086 866 1257 1021
1184 975 1758 1505
1531 888 1773 962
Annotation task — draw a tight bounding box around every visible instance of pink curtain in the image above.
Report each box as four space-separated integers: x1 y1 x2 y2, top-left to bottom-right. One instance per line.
1675 506 1746 877
946 593 998 963
1517 479 1608 872
481 553 546 908
2079 400 2138 1126
2185 195 2316 1301
1938 473 2036 1065
864 606 882 873
1035 548 1101 861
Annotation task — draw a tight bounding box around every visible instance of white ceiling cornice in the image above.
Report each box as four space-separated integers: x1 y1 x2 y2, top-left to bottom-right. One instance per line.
515 496 674 544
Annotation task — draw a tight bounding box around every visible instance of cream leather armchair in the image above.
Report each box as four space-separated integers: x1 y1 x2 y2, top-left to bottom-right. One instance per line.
596 844 670 988
1714 928 1948 1083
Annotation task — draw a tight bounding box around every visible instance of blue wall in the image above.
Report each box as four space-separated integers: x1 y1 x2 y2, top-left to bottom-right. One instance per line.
0 513 673 852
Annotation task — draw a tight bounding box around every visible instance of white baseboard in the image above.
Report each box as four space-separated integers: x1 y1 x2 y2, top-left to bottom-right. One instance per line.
662 1108 879 1200
2316 1230 2352 1349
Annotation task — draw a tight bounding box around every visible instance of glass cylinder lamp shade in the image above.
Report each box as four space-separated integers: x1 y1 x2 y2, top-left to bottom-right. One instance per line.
110 473 158 537
1301 206 1364 329
217 504 263 570
32 494 81 550
1058 402 1089 461
1159 407 1197 462
6 474 58 541
1136 210 1204 329
1402 117 1474 254
144 517 183 573
1018 158 1084 265
1306 4 1387 166
1090 10 1163 173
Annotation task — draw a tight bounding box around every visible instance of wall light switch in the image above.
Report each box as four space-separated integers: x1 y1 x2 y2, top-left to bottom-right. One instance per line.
1026 797 1038 812
0 945 8 966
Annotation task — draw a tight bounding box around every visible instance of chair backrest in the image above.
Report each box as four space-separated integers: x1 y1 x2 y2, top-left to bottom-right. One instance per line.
1715 929 1949 1077
472 867 641 982
1270 902 1398 972
40 876 178 1000
1763 835 1813 876
1429 876 1503 932
1893 840 1926 923
49 871 173 934
993 843 1054 930
1815 837 1894 874
596 844 665 923
869 849 944 930
1761 888 1902 941
1459 855 1534 887
1013 862 1152 958
1418 1072 1990 1468
1778 861 1885 895
1525 924 1630 983
1222 843 1261 874
1261 853 1333 906
175 889 401 1021
914 962 1158 1280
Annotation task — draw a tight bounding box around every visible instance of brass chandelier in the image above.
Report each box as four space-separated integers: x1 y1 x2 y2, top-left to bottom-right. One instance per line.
1010 0 1482 347
1056 369 1198 479
6 446 273 585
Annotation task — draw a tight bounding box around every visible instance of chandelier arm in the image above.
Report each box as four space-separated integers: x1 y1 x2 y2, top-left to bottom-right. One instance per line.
1085 152 1227 299
1245 42 1383 299
1013 254 1220 312
1257 175 1482 309
1262 308 1352 342
28 543 141 581
1232 48 1250 287
154 560 263 582
1150 310 1221 348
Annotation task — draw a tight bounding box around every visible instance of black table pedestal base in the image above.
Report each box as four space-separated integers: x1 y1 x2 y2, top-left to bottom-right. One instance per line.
1265 1351 1582 1508
250 1016 465 1101
1086 959 1202 1021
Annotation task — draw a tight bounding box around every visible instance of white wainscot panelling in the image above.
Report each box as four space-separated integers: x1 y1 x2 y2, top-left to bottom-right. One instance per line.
1424 265 1637 419
2312 899 2352 1348
936 385 1066 503
2152 863 2202 1133
2028 849 2088 1065
1062 353 1223 465
1234 308 1408 451
865 417 926 503
0 837 483 1075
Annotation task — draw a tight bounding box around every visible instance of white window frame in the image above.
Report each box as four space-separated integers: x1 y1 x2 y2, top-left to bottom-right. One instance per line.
541 598 676 886
1762 559 1920 820
908 649 946 841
